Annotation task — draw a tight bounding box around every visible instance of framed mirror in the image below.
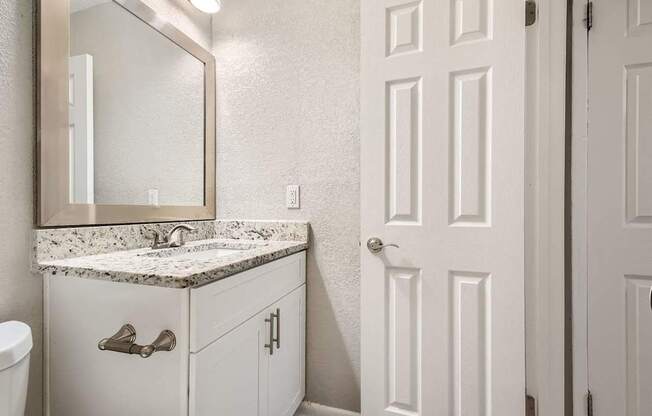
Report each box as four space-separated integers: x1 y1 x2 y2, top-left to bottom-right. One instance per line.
37 0 216 227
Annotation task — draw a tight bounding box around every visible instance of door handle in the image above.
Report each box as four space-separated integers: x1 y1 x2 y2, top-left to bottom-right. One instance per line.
367 237 399 254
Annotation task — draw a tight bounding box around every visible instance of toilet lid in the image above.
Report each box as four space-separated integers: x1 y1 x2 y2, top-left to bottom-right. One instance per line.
0 321 32 371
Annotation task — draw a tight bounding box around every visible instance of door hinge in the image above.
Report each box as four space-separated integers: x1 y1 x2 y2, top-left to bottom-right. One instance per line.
525 0 537 27
584 2 593 31
587 390 594 416
526 394 536 416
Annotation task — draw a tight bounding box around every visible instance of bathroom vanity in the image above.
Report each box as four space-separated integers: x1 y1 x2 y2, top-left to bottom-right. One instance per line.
35 0 310 414
36 221 308 416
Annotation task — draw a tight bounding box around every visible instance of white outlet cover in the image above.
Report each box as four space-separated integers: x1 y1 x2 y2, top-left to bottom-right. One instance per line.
286 185 300 209
148 189 159 207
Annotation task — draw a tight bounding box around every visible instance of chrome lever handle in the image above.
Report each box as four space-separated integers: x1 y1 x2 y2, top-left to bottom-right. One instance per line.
367 237 400 254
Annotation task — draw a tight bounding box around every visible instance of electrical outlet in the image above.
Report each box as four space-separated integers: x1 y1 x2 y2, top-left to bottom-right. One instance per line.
148 189 159 207
286 185 300 209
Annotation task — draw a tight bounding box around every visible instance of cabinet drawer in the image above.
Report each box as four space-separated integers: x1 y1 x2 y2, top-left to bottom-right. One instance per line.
190 251 306 352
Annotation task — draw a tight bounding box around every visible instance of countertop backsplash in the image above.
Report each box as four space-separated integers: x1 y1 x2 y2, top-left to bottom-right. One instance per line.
34 220 309 263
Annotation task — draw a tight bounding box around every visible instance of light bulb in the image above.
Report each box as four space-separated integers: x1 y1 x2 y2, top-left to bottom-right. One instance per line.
189 0 221 14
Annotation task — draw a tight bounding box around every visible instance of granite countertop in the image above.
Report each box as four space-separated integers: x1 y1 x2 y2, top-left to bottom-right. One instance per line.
37 238 307 289
34 220 309 289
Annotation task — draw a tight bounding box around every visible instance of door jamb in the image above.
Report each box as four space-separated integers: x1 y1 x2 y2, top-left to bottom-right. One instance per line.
525 0 569 415
571 0 590 415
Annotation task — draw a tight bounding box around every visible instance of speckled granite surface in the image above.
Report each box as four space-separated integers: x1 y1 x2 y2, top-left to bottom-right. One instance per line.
215 220 309 242
34 220 309 288
34 221 217 263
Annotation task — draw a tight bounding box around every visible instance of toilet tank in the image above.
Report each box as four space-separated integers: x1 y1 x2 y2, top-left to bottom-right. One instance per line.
0 321 33 416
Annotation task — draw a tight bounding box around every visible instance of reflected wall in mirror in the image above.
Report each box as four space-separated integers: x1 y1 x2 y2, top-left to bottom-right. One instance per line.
38 0 216 227
69 0 204 206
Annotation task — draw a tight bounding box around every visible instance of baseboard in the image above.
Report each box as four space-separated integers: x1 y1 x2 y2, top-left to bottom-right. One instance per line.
294 401 360 416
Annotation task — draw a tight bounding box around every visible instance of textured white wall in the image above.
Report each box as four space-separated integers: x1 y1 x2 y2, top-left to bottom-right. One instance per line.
0 1 42 415
212 0 361 411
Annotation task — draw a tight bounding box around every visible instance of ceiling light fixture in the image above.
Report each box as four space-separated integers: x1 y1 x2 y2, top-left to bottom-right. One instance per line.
189 0 221 14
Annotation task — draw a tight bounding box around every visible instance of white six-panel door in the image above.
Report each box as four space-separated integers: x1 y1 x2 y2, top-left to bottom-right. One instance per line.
68 54 94 204
587 1 652 415
361 1 526 415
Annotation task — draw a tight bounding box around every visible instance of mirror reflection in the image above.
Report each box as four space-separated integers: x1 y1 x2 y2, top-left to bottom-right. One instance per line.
69 0 205 206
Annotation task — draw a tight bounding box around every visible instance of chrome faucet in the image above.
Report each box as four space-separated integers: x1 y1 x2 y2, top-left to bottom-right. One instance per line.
145 224 197 249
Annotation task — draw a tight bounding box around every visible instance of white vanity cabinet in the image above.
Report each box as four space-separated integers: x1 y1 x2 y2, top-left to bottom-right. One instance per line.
190 287 305 416
45 251 306 416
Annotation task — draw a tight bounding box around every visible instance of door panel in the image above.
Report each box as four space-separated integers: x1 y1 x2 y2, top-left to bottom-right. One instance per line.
628 0 652 36
361 1 525 415
451 271 491 415
268 286 306 416
588 1 652 414
189 310 269 416
625 276 652 415
386 267 420 413
386 77 421 224
450 67 490 226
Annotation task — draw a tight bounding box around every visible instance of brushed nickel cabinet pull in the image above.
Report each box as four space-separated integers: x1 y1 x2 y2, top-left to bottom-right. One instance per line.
98 324 176 359
274 308 281 350
265 313 275 355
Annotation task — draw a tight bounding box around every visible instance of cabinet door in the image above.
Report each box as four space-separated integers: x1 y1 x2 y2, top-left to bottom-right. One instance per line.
268 286 306 416
190 310 270 416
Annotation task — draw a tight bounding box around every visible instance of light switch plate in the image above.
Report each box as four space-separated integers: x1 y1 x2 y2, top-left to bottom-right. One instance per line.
286 185 300 209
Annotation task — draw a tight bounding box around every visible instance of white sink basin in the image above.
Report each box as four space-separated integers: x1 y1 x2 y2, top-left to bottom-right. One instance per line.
139 241 267 261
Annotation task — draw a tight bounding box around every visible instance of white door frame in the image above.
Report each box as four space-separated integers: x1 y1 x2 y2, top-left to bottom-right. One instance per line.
571 0 590 415
525 1 568 415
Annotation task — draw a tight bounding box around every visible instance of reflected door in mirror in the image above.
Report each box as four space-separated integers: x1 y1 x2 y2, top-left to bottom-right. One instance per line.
69 54 95 204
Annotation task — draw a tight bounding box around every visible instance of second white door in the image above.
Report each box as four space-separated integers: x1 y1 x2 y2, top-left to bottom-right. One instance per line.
586 0 652 414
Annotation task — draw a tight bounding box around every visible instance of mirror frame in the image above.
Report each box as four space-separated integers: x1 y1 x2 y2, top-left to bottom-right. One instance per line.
37 0 216 227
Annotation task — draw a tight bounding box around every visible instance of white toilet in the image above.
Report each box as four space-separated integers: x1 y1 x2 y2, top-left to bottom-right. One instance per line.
0 321 32 416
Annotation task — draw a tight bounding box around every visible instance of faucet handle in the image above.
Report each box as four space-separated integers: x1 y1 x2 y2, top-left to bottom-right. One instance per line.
144 229 164 247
